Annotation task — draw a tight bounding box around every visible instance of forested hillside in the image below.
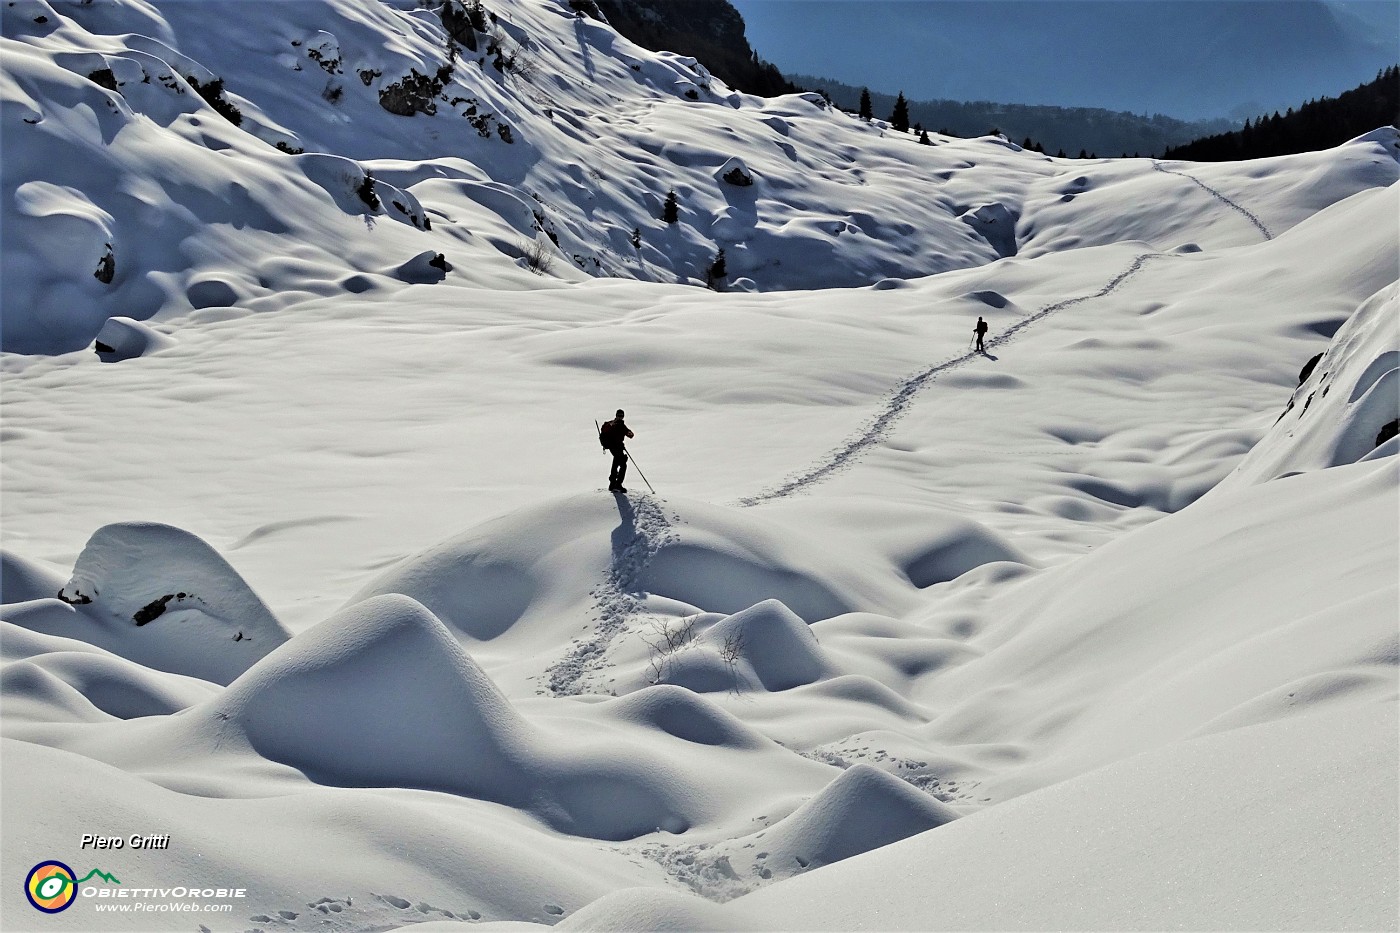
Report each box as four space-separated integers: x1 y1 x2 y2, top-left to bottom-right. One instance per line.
1164 66 1399 160
791 74 1233 158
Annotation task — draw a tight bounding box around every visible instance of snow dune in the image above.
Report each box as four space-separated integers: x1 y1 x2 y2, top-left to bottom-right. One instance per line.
2 0 1397 929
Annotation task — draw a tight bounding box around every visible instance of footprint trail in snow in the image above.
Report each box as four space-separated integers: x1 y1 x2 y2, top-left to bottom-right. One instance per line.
544 493 677 696
1152 160 1275 240
737 250 1178 506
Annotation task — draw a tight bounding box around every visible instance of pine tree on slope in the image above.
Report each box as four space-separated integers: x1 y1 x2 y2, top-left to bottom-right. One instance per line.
890 92 910 132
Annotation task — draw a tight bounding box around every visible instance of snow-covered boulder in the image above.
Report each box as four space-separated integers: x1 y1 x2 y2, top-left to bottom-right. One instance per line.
19 522 292 684
93 315 175 361
716 156 754 187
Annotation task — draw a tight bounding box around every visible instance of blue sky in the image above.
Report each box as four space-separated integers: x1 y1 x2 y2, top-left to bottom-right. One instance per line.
729 0 1400 119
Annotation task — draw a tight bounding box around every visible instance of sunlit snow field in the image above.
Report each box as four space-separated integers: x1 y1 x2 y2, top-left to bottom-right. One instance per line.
2 1 1397 930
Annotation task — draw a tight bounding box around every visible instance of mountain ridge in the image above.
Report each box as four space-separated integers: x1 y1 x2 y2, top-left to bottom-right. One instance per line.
733 0 1398 121
788 73 1235 157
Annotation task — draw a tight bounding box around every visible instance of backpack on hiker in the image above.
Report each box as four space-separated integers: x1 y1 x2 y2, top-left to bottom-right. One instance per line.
599 419 621 449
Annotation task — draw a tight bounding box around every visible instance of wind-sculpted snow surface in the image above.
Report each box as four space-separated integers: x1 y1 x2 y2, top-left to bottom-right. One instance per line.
739 250 1177 506
1220 282 1400 488
639 762 960 901
1152 160 1275 240
2 0 1399 929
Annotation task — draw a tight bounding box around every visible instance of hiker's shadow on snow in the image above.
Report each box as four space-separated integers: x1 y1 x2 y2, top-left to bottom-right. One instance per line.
611 493 637 561
980 349 1000 361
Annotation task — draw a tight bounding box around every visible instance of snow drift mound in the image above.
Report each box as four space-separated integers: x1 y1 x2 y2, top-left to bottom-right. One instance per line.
921 456 1398 800
4 522 289 684
750 764 959 876
607 685 770 749
0 550 67 604
353 493 910 664
636 498 909 624
217 594 531 794
1221 282 1399 488
637 763 963 902
208 594 709 840
889 517 1029 589
546 886 765 932
658 599 831 693
722 704 1398 932
1 623 217 722
351 514 547 645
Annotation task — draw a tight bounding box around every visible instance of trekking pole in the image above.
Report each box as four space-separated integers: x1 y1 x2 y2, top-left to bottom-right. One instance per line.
624 446 656 494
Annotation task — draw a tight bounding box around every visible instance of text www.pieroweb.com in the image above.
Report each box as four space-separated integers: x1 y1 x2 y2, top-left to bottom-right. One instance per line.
94 902 235 913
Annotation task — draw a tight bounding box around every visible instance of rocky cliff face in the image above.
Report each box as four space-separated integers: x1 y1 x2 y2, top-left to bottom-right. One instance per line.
591 0 795 96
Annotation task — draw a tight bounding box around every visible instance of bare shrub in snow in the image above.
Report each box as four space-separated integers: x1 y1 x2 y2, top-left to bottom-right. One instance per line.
645 616 697 684
720 630 746 693
521 237 555 275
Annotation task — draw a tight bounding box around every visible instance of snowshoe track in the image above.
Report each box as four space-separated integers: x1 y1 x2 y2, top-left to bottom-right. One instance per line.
737 251 1175 507
544 493 677 696
1152 161 1275 241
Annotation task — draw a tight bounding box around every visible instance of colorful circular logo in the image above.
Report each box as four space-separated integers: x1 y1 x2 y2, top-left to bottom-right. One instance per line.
25 861 77 913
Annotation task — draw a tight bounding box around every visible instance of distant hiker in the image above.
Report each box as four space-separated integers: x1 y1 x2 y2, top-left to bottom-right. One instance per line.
599 409 634 492
974 316 989 352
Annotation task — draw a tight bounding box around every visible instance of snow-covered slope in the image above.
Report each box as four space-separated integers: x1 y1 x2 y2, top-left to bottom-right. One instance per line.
2 0 1397 930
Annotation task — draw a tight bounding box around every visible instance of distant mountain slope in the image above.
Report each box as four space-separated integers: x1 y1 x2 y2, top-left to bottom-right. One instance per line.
790 74 1233 157
590 0 794 96
733 0 1397 120
1164 66 1400 161
3 0 1396 357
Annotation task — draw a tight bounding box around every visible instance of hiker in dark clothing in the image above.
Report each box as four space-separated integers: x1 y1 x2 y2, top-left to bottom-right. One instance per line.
974 315 989 352
599 409 634 492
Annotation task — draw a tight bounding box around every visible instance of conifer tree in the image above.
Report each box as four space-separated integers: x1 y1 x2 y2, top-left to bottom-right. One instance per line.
918 129 932 145
662 189 678 224
890 91 910 132
707 249 727 289
858 87 872 121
